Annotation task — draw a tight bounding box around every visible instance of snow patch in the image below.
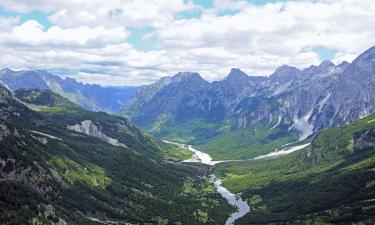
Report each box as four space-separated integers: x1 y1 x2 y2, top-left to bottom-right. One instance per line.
163 140 225 165
254 143 310 160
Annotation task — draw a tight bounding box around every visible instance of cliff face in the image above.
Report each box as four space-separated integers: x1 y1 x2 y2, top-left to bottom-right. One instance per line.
123 45 375 142
68 120 128 148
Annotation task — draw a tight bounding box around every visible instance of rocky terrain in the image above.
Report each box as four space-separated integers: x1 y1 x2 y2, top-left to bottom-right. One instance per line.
122 45 375 158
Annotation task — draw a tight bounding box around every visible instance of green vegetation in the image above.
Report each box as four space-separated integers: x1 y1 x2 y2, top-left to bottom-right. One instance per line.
151 117 232 144
1 89 230 225
199 122 299 160
214 113 375 224
147 112 299 161
15 89 192 161
51 156 112 188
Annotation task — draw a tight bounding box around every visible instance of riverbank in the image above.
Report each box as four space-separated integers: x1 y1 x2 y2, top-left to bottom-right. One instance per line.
164 140 251 225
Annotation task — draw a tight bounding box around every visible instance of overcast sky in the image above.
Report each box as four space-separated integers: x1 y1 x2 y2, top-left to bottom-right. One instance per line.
0 0 374 86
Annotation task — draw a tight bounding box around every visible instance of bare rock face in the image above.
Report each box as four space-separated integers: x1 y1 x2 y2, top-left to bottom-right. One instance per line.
124 45 375 140
68 120 128 148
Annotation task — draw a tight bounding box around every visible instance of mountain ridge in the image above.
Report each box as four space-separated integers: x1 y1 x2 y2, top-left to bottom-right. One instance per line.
122 45 375 160
0 84 232 225
0 69 137 112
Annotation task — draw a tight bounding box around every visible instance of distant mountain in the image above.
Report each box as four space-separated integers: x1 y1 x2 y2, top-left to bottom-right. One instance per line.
123 45 375 160
0 69 137 112
0 85 231 225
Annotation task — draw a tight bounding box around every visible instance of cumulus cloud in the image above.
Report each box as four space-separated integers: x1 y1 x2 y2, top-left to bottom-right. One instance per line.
0 0 374 85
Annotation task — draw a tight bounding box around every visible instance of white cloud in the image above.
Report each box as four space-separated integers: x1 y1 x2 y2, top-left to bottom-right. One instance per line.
0 0 374 85
0 20 129 47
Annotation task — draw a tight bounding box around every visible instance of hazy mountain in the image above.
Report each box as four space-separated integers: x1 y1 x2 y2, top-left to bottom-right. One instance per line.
0 69 137 112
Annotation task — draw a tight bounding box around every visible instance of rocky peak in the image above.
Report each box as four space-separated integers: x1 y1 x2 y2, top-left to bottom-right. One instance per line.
272 64 300 77
318 60 335 70
303 60 336 76
350 46 375 74
337 61 350 70
0 68 13 76
225 68 249 81
270 64 301 84
172 72 206 84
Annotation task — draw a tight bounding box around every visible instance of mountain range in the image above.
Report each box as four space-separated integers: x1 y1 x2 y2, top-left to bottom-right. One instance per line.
1 45 375 224
121 45 375 160
0 69 137 112
3 47 375 160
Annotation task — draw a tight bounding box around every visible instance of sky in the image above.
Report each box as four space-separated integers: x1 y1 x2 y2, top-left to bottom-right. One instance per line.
0 0 374 86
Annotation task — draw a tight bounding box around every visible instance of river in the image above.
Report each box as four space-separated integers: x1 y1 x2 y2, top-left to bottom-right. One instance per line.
163 140 251 225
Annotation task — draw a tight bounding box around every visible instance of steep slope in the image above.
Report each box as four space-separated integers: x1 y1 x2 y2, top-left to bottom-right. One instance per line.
124 45 375 160
1 87 231 225
125 72 228 142
214 112 375 224
0 69 137 112
312 46 375 130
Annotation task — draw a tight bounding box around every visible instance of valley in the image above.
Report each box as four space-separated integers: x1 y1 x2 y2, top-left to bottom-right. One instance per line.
1 37 375 225
1 1 374 224
164 140 251 225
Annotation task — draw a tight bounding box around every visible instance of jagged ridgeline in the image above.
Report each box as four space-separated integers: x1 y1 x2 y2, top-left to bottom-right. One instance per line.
122 46 375 160
0 87 232 225
2 46 375 161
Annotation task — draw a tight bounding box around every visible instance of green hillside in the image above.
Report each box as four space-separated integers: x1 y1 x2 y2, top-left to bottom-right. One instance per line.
198 122 299 160
214 113 375 224
1 88 232 225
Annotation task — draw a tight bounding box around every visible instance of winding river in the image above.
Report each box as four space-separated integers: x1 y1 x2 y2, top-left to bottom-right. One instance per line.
163 140 251 225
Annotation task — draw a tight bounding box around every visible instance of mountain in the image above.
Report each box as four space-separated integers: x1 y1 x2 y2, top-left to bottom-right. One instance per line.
123 45 375 160
214 111 375 224
0 69 137 112
0 86 232 225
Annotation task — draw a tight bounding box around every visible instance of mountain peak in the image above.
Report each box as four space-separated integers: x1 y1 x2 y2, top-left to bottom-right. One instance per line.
172 72 205 83
273 64 299 74
226 68 249 80
318 60 335 69
0 68 13 73
351 45 375 68
337 61 350 70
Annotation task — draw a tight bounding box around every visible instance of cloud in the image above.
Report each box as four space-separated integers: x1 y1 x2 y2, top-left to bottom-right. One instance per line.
0 20 129 47
0 0 374 85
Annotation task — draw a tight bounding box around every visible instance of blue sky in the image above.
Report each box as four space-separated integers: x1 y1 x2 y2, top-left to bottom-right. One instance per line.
0 7 51 28
0 0 293 53
0 0 333 60
0 0 373 85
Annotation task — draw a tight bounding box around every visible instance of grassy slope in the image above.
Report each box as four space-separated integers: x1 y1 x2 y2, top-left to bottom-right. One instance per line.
16 89 193 161
1 89 232 225
214 113 375 224
198 122 299 160
148 113 299 161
